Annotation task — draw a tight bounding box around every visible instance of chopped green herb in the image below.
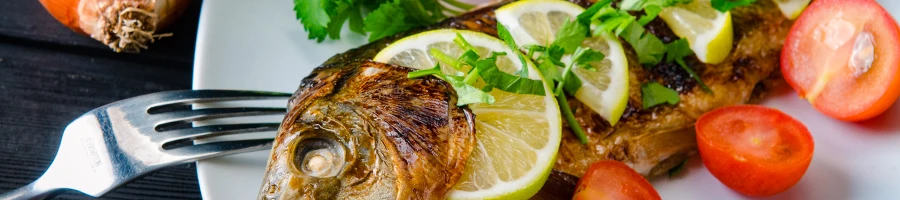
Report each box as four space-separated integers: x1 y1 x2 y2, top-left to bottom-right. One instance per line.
562 72 583 96
665 39 712 92
572 47 606 70
408 63 443 79
637 5 662 25
641 82 680 109
442 74 496 106
296 0 472 42
430 48 462 70
551 19 589 54
577 0 613 25
711 0 757 12
497 23 531 77
408 64 494 106
619 0 694 11
589 7 636 36
474 54 547 96
621 23 666 65
459 49 480 68
364 1 419 42
294 0 332 42
537 56 563 81
557 93 589 144
454 33 477 53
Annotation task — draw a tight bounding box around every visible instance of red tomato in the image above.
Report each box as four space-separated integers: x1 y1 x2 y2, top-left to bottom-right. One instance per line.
695 105 814 196
781 0 900 121
573 160 661 200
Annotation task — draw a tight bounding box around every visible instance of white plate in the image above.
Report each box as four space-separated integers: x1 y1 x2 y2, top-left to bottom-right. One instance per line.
193 0 900 199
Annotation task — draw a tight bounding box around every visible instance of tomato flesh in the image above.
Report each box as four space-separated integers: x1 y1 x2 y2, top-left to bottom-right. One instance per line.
781 0 900 121
696 105 814 196
573 160 661 200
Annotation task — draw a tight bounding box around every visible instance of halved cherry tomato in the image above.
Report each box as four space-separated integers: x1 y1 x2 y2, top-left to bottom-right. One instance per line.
696 105 814 196
781 0 900 121
573 160 661 200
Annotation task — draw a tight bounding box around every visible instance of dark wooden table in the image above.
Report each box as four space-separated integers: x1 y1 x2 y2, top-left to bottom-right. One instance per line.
0 0 203 199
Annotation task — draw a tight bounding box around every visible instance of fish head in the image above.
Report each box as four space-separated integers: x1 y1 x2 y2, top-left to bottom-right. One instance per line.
258 61 476 199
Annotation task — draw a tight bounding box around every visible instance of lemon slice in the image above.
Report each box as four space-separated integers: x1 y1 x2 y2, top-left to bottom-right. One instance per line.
775 0 811 20
373 29 562 199
658 0 733 64
495 0 630 125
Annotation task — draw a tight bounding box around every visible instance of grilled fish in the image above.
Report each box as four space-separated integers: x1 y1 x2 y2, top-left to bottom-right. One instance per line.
258 61 476 199
259 0 791 199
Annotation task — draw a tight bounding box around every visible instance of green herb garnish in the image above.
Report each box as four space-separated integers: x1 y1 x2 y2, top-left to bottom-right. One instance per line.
295 0 474 42
498 23 531 78
711 0 757 12
621 23 666 65
443 74 496 106
641 82 680 109
552 19 589 54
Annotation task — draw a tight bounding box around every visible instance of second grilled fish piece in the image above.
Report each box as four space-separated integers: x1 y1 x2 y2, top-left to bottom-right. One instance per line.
258 61 476 199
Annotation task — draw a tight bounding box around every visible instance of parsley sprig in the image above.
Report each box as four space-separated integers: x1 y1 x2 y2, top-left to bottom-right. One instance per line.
294 0 474 42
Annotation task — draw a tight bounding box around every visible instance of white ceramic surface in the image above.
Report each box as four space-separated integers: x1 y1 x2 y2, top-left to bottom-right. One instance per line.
193 0 900 199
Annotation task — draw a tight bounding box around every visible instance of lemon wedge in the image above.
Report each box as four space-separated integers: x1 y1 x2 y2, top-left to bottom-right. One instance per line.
373 29 562 199
495 0 630 126
775 0 811 20
659 0 734 64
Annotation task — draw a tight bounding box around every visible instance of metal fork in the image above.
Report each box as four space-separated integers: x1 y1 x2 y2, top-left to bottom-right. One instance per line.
0 90 291 200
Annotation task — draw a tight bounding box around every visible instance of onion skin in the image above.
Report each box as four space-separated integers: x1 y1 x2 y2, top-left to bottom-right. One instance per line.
38 0 190 52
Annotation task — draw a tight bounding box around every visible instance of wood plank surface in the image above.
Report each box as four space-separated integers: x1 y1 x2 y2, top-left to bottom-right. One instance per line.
0 0 203 199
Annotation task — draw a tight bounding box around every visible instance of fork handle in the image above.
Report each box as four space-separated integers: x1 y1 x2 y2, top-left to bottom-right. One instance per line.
0 182 60 200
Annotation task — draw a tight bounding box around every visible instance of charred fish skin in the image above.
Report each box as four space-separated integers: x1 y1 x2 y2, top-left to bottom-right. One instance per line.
555 0 793 178
258 61 476 200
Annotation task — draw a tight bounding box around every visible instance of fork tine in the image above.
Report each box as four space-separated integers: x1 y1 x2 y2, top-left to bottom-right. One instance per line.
164 139 274 163
152 107 286 126
136 90 291 109
157 123 281 144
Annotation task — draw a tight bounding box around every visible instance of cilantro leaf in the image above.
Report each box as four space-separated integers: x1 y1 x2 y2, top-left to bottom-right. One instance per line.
622 23 666 65
294 0 330 42
577 0 613 25
536 56 563 81
620 0 694 11
430 48 463 71
324 4 352 40
454 33 476 53
665 39 712 92
408 63 444 79
637 5 662 26
459 49 480 67
364 1 415 42
474 55 547 96
641 82 680 109
298 0 474 43
711 0 757 12
408 64 495 106
572 47 606 68
556 93 589 144
551 19 589 54
498 23 530 77
562 71 583 96
442 74 496 106
589 6 636 36
348 8 366 34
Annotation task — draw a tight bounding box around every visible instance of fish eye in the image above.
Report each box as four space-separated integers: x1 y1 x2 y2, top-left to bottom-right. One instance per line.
293 137 345 178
